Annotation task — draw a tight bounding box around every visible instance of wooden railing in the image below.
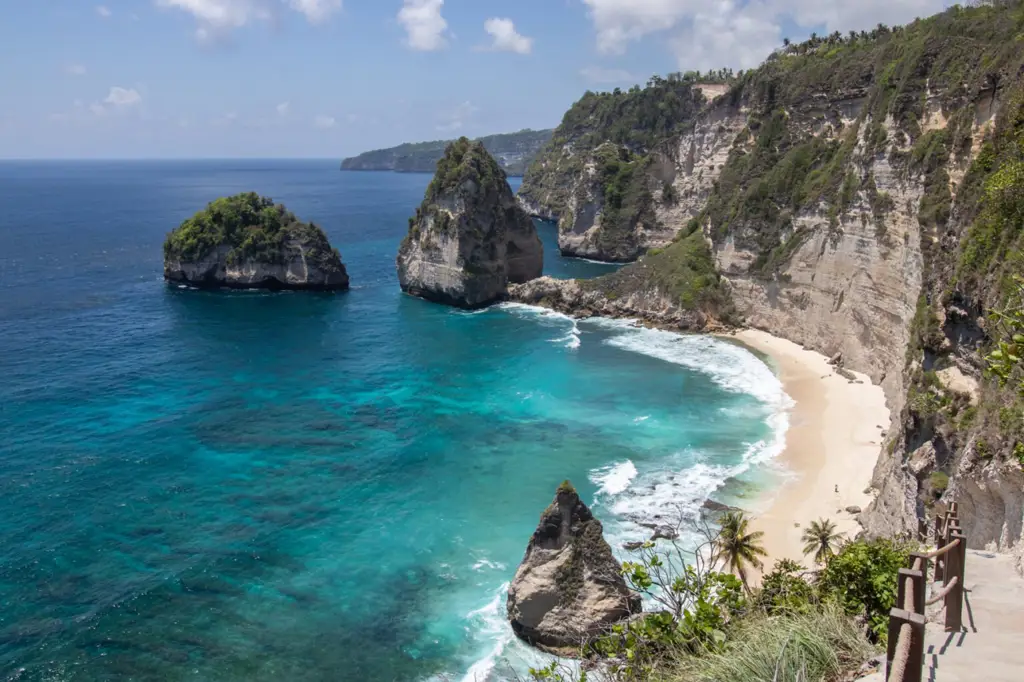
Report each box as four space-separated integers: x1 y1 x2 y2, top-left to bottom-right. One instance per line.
885 502 968 682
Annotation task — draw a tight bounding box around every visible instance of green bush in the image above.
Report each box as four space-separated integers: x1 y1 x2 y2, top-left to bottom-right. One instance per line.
819 538 912 641
163 192 340 273
930 470 950 493
754 558 816 614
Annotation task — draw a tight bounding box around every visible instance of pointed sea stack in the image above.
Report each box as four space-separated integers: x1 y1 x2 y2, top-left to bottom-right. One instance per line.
163 192 349 291
507 481 641 653
396 137 543 308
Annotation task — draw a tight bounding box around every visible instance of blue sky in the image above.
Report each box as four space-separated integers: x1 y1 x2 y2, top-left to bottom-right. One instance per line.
0 1 953 159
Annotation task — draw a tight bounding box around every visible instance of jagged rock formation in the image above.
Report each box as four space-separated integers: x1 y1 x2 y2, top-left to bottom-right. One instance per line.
163 192 349 291
513 3 1024 558
340 128 552 176
507 482 641 652
397 138 543 308
518 78 706 261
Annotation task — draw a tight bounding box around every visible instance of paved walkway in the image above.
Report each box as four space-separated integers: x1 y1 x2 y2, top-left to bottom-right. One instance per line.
861 549 1024 681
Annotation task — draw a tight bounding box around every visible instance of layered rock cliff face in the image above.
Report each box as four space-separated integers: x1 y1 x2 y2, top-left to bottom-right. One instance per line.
163 192 349 291
518 78 706 261
507 482 641 652
397 137 542 308
513 3 1024 562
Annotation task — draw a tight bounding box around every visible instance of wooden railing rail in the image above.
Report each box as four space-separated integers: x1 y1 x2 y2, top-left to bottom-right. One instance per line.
886 501 968 682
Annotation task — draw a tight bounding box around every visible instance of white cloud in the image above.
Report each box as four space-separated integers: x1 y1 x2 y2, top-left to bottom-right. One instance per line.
483 18 532 54
671 1 781 71
96 5 112 18
580 66 639 85
158 0 341 40
277 101 291 116
314 115 336 129
157 0 267 40
436 100 477 133
398 0 448 51
582 0 695 54
104 86 142 107
581 0 950 68
66 63 87 76
287 0 341 24
89 103 107 116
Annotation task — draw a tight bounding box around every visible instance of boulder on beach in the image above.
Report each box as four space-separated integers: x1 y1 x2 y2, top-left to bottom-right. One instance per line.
507 481 641 652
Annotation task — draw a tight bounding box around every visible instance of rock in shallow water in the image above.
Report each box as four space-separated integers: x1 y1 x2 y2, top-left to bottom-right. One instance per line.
397 137 542 309
507 482 641 652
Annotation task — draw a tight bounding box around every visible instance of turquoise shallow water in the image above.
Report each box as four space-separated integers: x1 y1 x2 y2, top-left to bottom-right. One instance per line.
0 161 788 681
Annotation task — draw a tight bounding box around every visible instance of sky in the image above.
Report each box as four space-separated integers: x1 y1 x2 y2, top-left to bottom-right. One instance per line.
0 0 955 159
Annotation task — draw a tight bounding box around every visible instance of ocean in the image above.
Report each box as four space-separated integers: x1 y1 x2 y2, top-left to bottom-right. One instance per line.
0 160 789 681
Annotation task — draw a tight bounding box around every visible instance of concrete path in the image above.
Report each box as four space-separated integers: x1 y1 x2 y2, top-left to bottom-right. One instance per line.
860 549 1024 681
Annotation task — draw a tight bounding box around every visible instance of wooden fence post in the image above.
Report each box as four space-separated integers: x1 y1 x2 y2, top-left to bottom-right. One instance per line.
936 513 950 582
909 551 930 582
944 531 967 632
886 608 926 682
899 567 926 615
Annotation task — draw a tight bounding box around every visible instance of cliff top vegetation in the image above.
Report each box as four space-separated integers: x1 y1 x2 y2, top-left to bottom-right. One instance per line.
163 192 339 267
426 137 508 199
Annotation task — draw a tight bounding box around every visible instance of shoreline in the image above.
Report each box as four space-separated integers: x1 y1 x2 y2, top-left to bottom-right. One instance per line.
726 330 891 576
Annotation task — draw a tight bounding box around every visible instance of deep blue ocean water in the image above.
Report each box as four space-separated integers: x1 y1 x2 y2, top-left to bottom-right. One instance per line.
0 161 788 681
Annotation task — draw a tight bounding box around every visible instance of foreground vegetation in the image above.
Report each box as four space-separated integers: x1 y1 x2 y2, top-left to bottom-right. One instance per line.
519 511 909 682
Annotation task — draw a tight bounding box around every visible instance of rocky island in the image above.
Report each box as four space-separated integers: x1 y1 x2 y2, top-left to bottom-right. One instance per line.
506 481 641 653
163 192 349 291
397 137 543 308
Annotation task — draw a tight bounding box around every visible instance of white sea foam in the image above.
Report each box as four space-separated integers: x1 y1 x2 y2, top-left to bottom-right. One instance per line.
471 558 507 572
591 322 790 408
571 256 621 265
553 319 581 350
633 415 650 423
459 584 516 682
495 302 574 324
591 460 638 496
498 302 582 349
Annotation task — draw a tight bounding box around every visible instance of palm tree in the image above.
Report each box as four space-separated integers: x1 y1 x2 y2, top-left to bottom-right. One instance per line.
801 518 845 565
715 511 767 592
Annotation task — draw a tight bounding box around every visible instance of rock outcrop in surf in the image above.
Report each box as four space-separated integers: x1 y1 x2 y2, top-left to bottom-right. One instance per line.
397 137 543 309
163 192 349 291
507 481 641 652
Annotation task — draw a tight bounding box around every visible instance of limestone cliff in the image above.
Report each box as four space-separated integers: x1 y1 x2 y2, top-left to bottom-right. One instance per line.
518 77 706 261
507 482 641 652
513 3 1024 561
397 138 542 308
163 192 349 291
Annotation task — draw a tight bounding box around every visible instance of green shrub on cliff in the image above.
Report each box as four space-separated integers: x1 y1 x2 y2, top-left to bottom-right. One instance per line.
818 537 911 641
163 192 340 270
582 228 734 319
427 137 506 199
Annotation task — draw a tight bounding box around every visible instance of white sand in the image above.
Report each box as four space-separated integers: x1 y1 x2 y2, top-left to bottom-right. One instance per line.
729 330 891 575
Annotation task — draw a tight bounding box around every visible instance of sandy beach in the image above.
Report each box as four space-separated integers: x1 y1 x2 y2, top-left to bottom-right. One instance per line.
729 330 891 575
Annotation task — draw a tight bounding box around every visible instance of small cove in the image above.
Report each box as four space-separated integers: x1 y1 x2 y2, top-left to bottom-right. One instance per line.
0 161 788 681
